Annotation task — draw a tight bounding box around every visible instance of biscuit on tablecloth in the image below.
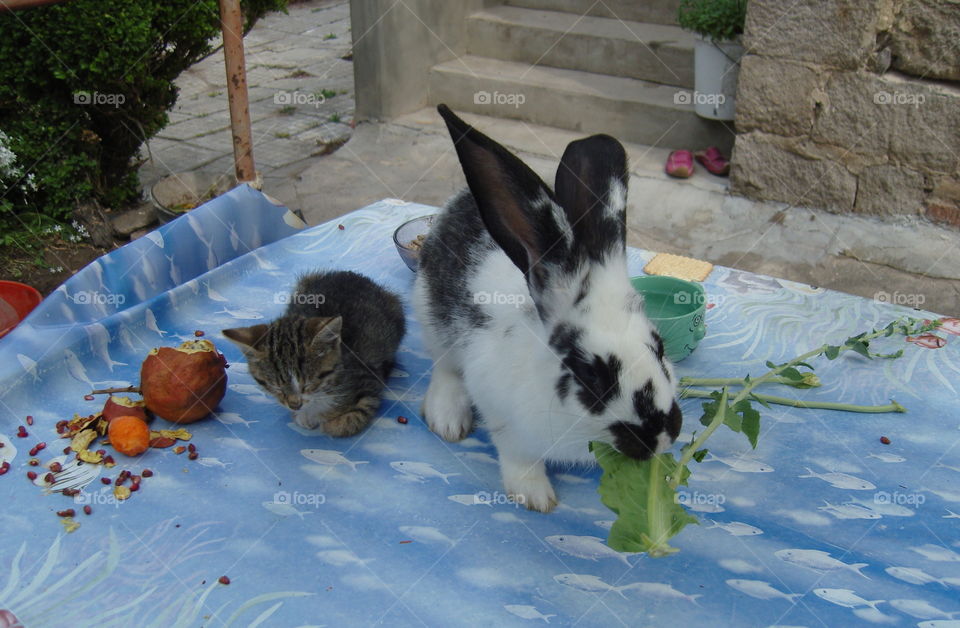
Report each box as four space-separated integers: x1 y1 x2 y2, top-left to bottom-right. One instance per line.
643 253 713 282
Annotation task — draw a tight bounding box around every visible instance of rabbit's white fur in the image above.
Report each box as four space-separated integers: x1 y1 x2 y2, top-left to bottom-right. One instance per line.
414 107 682 512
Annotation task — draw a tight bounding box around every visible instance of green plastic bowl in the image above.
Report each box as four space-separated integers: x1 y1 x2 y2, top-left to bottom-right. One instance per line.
631 275 706 362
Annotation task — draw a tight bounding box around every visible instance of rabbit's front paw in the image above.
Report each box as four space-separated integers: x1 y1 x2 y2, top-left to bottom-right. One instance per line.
502 459 557 513
423 366 473 441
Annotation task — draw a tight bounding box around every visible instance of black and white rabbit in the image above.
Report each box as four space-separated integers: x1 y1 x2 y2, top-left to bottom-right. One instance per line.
413 105 682 512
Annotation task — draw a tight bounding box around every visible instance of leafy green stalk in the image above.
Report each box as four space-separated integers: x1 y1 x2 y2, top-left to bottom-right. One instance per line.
679 388 906 413
680 373 821 389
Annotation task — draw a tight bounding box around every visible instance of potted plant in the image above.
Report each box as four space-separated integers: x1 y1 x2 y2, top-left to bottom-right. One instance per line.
677 0 748 121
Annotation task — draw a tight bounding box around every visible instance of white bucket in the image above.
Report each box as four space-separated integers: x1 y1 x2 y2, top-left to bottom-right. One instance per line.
693 35 744 121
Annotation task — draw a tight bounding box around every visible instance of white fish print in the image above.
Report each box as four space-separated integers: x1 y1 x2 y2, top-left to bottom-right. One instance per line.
455 451 498 465
553 574 633 598
0 435 17 465
145 231 164 248
718 559 763 574
261 501 311 519
448 494 492 507
846 495 915 517
86 323 126 371
389 368 409 378
214 412 258 428
131 276 148 301
458 437 489 449
799 467 876 490
775 549 869 578
186 214 217 270
937 463 960 473
911 544 960 562
554 473 591 484
145 308 167 337
390 461 459 484
818 501 882 520
868 452 906 463
707 521 763 536
17 354 38 382
229 383 269 397
812 588 882 609
945 509 960 519
206 282 229 302
917 622 960 628
301 449 368 471
703 452 774 473
63 349 94 387
924 487 960 503
594 520 614 530
215 306 264 320
504 605 555 623
117 326 140 352
165 254 182 286
35 455 101 494
316 549 373 568
215 437 266 453
726 579 801 602
885 566 952 587
250 250 279 271
229 223 240 250
889 599 959 619
398 526 456 548
544 535 632 567
195 457 232 469
622 582 701 604
142 255 160 287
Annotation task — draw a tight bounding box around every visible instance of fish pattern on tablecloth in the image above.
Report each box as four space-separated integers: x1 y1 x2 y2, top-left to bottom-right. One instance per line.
0 192 958 627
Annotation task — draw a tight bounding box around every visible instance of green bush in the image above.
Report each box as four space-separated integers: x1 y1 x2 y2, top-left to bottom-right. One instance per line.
677 0 747 41
0 0 286 236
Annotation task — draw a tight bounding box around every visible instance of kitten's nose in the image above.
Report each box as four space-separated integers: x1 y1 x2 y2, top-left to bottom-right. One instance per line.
286 396 303 410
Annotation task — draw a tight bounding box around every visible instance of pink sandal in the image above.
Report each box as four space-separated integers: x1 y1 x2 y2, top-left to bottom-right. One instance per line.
694 146 730 176
665 150 694 178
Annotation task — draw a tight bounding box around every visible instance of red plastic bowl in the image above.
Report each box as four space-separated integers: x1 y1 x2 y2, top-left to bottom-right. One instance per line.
0 280 42 339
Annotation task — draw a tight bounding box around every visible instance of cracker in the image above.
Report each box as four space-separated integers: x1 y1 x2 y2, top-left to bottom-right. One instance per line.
643 253 713 282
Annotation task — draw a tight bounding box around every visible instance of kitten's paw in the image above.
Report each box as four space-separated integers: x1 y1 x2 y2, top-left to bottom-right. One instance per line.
293 410 321 430
502 461 557 513
423 369 473 442
323 411 370 438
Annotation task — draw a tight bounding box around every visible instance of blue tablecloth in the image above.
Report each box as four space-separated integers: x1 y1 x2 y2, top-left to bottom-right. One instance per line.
0 189 958 627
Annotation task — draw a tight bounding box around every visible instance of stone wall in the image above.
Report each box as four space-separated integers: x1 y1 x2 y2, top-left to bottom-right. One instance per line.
730 0 960 228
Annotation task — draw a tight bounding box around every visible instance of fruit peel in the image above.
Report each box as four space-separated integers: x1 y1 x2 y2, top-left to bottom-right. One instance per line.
141 340 228 424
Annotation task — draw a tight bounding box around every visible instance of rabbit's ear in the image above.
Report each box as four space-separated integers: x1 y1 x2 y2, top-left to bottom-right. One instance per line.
555 134 628 263
437 104 572 291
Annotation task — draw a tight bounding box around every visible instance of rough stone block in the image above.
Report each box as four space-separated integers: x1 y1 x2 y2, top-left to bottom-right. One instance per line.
735 55 820 135
890 0 960 81
730 132 858 211
743 0 890 70
926 202 960 229
853 164 927 216
811 71 895 157
887 77 960 174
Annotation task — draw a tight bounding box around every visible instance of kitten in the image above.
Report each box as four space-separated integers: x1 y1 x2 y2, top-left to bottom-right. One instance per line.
222 270 405 437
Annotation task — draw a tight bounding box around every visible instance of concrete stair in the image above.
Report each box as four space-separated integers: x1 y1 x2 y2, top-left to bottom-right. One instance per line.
427 1 734 152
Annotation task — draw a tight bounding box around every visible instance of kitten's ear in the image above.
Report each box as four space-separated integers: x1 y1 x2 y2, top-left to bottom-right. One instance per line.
306 316 342 350
222 325 269 357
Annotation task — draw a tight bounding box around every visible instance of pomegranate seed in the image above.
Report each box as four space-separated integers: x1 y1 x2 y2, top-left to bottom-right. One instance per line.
26 415 33 425
56 420 67 430
174 446 186 455
49 462 62 473
115 476 124 486
28 447 38 456
188 451 199 461
397 416 408 424
218 576 230 585
17 426 28 438
57 509 75 517
101 477 112 485
95 449 106 456
104 455 115 465
131 475 141 484
141 469 153 478
63 446 72 455
880 436 891 445
194 330 205 337
62 488 79 496
28 458 39 466
44 473 55 484
0 441 4 447
188 443 196 453
35 442 45 452
129 482 140 492
83 505 92 515
27 471 37 480
0 467 7 476
84 394 94 401
337 224 344 230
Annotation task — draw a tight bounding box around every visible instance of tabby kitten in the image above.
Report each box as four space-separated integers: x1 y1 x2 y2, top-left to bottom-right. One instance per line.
223 270 405 437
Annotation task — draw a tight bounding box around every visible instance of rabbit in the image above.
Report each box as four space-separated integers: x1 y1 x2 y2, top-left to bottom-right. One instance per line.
412 105 683 513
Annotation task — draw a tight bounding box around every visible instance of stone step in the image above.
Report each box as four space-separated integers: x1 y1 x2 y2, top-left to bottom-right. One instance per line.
505 0 681 27
427 55 733 152
467 5 694 88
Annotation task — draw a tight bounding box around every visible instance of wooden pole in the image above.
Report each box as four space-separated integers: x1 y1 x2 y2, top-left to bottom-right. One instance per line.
0 0 65 11
218 0 257 184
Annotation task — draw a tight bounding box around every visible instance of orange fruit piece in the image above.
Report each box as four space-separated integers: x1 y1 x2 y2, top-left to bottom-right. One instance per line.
108 415 151 457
